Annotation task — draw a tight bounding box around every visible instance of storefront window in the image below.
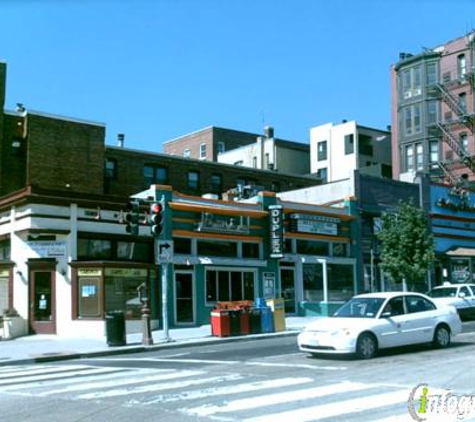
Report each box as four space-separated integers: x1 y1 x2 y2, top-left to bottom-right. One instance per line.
297 240 329 256
174 237 192 254
197 240 237 257
242 242 260 258
105 275 146 319
78 239 112 260
303 264 324 301
327 264 354 301
206 269 255 304
332 243 348 257
78 278 100 317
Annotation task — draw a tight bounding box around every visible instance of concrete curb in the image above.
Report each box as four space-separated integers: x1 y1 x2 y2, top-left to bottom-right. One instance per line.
0 330 300 367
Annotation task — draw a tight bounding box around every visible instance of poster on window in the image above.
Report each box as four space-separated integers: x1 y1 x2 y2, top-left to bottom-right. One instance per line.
451 259 471 283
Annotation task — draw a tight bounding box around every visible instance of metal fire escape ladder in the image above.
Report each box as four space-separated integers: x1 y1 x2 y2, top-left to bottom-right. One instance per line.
437 123 475 174
435 83 474 132
437 161 463 186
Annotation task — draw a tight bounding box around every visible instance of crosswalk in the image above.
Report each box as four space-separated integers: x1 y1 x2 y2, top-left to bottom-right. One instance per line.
0 363 469 421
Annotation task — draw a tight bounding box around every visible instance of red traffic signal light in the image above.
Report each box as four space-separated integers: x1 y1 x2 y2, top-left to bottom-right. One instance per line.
150 202 164 236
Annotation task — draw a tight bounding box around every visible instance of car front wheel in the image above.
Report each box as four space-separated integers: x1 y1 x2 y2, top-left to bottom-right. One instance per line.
356 333 378 359
433 325 451 348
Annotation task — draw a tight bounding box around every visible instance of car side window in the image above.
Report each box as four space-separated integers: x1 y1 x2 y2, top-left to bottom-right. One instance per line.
468 285 475 296
460 286 471 297
382 297 405 316
406 296 436 313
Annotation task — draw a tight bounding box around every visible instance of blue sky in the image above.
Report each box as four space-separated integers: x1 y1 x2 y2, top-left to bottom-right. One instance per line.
1 0 474 150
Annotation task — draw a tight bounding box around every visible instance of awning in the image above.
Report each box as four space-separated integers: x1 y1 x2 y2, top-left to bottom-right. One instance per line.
445 247 475 257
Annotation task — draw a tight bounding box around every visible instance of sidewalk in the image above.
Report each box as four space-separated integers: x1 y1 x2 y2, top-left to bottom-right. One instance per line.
0 317 314 366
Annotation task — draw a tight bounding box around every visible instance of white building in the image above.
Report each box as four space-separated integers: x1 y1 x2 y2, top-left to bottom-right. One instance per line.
217 126 310 175
310 121 392 183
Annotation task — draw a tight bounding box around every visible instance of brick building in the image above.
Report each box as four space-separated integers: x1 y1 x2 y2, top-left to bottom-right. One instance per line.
0 61 321 337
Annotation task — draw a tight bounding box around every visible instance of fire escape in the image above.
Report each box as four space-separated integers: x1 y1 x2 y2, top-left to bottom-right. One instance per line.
429 56 475 188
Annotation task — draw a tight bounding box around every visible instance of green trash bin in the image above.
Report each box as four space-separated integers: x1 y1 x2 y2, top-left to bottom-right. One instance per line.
105 311 126 347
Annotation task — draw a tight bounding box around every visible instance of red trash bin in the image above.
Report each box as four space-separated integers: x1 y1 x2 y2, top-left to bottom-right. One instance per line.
210 309 231 337
240 307 250 335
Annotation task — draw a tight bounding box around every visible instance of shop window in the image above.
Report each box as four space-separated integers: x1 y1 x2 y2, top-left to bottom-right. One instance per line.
327 264 354 302
105 276 146 319
205 269 255 304
197 240 237 257
78 278 100 317
174 237 192 254
332 243 348 257
297 240 329 256
242 242 260 259
78 238 152 262
303 264 323 301
78 239 113 260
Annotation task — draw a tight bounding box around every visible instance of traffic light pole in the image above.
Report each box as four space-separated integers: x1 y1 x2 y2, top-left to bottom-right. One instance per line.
161 260 171 341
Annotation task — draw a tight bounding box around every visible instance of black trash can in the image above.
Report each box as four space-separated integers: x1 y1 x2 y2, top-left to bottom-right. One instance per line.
105 311 126 347
228 310 241 336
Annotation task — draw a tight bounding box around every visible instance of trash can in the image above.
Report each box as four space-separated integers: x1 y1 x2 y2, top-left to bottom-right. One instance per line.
249 307 262 334
105 311 126 347
266 298 286 332
240 307 250 335
229 310 241 336
260 306 274 333
211 309 231 337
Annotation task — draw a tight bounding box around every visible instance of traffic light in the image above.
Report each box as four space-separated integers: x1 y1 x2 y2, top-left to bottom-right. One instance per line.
125 201 140 235
150 201 165 236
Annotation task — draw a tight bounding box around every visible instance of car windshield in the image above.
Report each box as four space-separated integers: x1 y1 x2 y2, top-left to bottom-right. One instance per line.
427 287 458 298
332 297 386 318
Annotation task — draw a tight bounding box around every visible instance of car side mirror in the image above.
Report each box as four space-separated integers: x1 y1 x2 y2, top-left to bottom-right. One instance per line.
381 311 392 318
459 292 466 299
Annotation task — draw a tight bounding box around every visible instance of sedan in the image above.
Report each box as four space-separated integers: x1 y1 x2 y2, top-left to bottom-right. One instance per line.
427 283 475 320
297 292 462 359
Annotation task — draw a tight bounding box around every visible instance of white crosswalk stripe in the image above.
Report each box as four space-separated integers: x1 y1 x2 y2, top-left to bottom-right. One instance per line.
0 363 468 421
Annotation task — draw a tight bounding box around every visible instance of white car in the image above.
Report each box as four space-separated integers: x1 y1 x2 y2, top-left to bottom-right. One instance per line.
427 283 475 320
297 292 462 359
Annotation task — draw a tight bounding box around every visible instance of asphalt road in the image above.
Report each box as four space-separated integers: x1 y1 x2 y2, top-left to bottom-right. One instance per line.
1 326 475 422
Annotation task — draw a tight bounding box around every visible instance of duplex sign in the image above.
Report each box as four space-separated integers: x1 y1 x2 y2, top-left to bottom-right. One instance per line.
268 205 284 258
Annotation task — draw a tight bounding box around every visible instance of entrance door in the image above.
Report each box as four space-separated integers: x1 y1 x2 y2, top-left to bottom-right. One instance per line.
30 271 56 334
175 271 194 324
280 268 296 314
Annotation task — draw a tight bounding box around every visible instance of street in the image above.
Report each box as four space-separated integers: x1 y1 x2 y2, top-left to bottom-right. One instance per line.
1 325 475 422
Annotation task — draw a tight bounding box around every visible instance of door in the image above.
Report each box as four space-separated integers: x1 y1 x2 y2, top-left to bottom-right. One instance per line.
175 271 194 324
375 296 406 348
30 271 56 334
280 268 296 314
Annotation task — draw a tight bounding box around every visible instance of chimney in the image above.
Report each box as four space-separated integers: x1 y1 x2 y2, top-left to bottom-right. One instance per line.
117 133 125 148
264 125 274 139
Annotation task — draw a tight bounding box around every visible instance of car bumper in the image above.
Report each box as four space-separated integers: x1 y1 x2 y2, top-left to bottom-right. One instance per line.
297 331 356 354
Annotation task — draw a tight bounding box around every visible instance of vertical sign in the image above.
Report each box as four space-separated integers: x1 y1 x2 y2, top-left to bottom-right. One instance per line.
269 205 284 258
263 272 276 299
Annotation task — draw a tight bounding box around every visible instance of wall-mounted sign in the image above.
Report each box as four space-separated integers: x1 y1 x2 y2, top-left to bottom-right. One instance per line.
269 205 284 258
104 268 148 277
196 212 250 235
451 259 471 283
78 268 102 277
289 213 340 236
26 241 67 258
263 272 276 299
